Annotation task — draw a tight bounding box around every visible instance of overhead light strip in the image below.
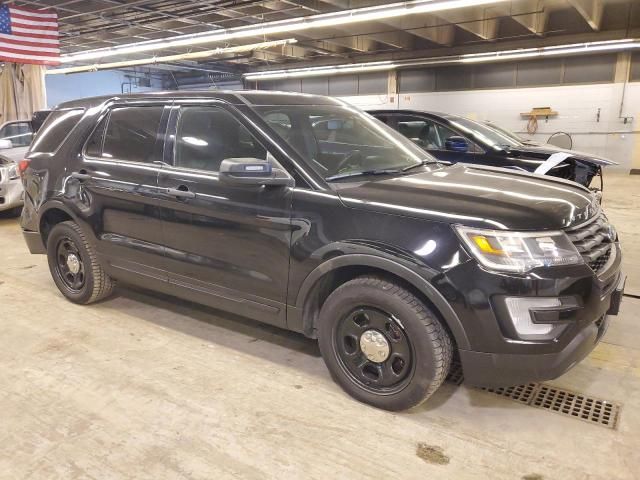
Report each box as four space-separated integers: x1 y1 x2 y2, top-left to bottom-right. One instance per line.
47 39 297 75
244 38 640 81
59 0 508 64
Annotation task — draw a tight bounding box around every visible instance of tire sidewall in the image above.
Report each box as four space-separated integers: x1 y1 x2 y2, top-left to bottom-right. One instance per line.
318 280 445 411
46 222 96 304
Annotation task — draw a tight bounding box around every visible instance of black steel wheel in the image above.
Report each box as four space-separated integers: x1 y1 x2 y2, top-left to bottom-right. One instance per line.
335 307 413 394
54 235 86 293
46 221 116 304
318 275 452 411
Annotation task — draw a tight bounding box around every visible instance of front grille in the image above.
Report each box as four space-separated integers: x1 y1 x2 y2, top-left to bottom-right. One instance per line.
566 213 615 274
588 248 611 272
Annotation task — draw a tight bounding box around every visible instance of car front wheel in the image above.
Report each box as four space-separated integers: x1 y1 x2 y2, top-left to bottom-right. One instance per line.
318 275 452 411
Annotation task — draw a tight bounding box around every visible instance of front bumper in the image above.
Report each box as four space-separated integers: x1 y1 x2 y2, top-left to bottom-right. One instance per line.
437 243 624 387
0 178 24 211
460 313 610 387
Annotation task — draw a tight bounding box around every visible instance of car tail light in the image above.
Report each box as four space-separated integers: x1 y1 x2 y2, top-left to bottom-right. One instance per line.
18 159 30 178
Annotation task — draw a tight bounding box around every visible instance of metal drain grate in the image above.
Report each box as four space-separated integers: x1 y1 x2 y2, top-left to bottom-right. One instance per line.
443 364 620 429
446 362 464 385
530 384 621 429
481 383 539 404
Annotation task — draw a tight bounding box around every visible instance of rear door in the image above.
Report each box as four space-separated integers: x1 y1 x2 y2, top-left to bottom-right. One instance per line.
76 102 170 281
156 101 293 327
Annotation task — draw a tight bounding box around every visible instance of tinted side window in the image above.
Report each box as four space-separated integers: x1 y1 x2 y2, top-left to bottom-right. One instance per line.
396 118 442 149
175 107 267 173
30 109 84 153
396 117 459 150
102 107 163 163
0 121 33 147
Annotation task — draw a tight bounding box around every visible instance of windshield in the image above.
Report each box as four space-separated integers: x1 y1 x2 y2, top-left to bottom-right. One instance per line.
254 104 432 181
444 116 524 150
482 121 525 143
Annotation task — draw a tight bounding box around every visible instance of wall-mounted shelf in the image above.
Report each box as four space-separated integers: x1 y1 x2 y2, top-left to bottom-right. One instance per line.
521 107 558 122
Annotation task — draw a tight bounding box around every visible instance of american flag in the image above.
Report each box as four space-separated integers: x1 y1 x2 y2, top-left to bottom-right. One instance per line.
0 3 59 65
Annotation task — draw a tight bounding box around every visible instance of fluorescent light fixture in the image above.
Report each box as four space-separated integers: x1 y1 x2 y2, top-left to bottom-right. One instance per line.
244 38 640 81
461 38 640 62
60 0 508 64
247 61 397 80
47 39 296 75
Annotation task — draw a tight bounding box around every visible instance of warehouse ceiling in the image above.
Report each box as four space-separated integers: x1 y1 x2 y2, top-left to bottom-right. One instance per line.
6 0 640 80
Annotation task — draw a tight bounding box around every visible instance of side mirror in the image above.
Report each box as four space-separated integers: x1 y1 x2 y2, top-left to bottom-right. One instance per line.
0 139 13 150
445 136 469 153
219 157 293 187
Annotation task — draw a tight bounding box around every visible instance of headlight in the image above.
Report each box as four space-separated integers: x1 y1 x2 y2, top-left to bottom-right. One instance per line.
456 226 583 273
7 164 19 180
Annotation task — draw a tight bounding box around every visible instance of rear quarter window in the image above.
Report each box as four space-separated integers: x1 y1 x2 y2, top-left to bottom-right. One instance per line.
29 108 85 154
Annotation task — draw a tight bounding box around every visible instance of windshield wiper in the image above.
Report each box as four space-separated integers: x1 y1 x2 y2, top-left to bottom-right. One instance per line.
402 159 449 172
326 169 402 181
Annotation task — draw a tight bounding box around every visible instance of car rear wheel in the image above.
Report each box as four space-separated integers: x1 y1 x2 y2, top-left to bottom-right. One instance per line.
318 275 452 411
46 221 115 304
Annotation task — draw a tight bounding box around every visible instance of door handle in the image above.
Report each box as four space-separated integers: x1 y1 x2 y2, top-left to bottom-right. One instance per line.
71 171 91 181
166 186 196 199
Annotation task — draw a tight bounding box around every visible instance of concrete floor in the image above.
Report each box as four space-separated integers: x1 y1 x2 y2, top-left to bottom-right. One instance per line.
0 173 639 480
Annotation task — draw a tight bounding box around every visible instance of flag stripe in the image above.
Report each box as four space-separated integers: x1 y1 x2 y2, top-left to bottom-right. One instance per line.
0 44 59 56
0 42 60 54
0 5 60 65
11 23 59 33
0 33 59 45
9 7 57 19
0 34 59 47
0 49 59 61
10 15 58 27
2 41 60 53
9 30 59 40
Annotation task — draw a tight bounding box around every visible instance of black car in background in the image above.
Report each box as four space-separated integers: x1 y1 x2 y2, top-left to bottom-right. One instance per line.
370 109 616 190
19 92 623 411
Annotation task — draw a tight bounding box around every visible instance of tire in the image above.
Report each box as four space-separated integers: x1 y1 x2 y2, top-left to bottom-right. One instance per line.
318 275 452 411
46 221 116 304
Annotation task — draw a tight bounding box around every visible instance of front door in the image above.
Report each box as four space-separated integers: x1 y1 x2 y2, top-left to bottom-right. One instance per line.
157 103 293 327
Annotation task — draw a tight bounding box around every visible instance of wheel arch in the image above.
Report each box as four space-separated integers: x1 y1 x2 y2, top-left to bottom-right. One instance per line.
294 254 470 350
38 202 77 245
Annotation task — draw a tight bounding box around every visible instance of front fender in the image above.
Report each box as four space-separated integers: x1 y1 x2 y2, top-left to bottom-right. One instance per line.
293 252 470 350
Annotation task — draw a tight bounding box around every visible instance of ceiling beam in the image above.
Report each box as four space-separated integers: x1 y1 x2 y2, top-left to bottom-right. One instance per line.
493 1 549 36
245 27 640 72
373 15 455 47
568 0 604 31
435 5 503 41
259 1 375 54
310 0 416 50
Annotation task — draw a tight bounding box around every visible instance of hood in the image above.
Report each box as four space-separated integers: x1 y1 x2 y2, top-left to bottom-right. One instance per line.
336 164 599 231
0 146 28 162
508 143 617 167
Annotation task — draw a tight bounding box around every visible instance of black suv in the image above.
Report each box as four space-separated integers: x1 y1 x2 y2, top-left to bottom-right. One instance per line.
20 91 624 411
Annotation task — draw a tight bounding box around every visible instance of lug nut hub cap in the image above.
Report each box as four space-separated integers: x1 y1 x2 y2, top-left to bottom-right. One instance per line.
66 253 81 274
359 329 390 363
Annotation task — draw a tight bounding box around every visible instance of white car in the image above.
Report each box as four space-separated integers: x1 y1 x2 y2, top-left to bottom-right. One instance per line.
0 119 32 161
0 120 33 215
0 153 23 216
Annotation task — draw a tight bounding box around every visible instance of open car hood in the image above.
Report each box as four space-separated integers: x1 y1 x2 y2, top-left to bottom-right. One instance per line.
509 144 617 167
